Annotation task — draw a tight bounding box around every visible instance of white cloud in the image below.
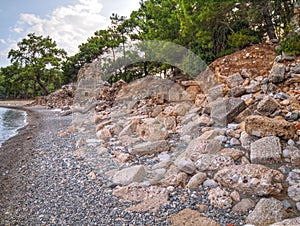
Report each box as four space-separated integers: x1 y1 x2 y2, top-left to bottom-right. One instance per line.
13 0 109 56
0 39 6 44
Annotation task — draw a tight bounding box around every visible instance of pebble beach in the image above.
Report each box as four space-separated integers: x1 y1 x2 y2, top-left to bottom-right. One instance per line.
0 108 247 225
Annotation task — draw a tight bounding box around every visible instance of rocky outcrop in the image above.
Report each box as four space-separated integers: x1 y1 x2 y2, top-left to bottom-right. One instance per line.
70 43 300 225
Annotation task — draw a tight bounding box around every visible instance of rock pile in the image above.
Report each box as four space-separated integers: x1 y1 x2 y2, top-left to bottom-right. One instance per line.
71 44 300 225
35 84 75 110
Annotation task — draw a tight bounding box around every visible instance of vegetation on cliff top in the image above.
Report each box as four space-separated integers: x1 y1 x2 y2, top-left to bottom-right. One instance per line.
0 0 299 99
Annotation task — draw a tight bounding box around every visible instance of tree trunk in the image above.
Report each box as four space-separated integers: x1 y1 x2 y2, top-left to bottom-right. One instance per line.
35 72 49 96
261 1 277 40
264 13 277 39
144 61 148 76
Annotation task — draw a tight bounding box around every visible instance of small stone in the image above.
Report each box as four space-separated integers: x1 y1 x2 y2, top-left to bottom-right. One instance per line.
240 131 258 150
281 199 292 209
214 135 227 143
199 204 208 211
186 172 207 189
245 80 260 93
285 111 299 121
227 123 240 130
164 116 176 130
207 84 226 102
291 148 300 166
287 184 300 202
226 72 244 88
151 105 163 117
288 139 296 146
227 86 246 97
245 197 284 225
161 172 188 188
167 186 175 192
175 157 196 175
229 137 240 146
286 169 300 186
57 131 68 137
296 202 300 211
87 171 97 180
113 151 132 162
208 187 233 209
230 190 240 202
275 92 290 99
96 127 112 141
282 149 291 158
203 179 218 188
218 148 244 160
232 198 256 213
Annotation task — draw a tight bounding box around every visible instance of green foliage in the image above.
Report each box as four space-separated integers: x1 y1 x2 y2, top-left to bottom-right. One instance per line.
279 34 300 56
228 31 260 49
8 33 66 97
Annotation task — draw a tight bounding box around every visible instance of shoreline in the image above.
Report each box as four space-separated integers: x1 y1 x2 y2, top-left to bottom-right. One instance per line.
0 105 41 179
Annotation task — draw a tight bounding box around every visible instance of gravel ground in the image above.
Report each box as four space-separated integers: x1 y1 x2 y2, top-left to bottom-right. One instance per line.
0 108 245 225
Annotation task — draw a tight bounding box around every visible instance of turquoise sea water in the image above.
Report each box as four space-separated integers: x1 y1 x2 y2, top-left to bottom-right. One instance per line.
0 107 27 147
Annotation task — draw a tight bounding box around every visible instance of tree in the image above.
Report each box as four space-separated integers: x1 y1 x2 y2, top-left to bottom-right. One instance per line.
8 33 67 96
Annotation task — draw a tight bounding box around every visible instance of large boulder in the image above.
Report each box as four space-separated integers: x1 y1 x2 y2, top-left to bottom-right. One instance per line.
269 63 286 83
129 140 169 156
245 198 284 225
256 95 280 116
250 136 282 164
184 137 222 160
112 165 147 185
210 97 246 126
194 154 234 172
245 115 296 140
214 164 284 196
270 217 300 226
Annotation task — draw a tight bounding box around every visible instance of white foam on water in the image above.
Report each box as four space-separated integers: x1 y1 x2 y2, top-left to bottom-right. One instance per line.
0 107 27 147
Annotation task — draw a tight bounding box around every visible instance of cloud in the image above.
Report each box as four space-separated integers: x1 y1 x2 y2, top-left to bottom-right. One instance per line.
0 39 6 44
13 0 109 56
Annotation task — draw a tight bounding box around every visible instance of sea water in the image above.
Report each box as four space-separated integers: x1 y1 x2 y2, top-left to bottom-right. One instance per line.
0 107 27 147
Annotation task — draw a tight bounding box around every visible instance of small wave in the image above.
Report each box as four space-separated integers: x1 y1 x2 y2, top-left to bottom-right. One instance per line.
0 107 27 147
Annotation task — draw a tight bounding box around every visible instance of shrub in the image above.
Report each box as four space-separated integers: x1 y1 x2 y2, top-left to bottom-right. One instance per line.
228 31 260 50
279 34 300 56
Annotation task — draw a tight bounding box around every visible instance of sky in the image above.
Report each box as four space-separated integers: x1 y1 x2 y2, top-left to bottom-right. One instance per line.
0 0 140 67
